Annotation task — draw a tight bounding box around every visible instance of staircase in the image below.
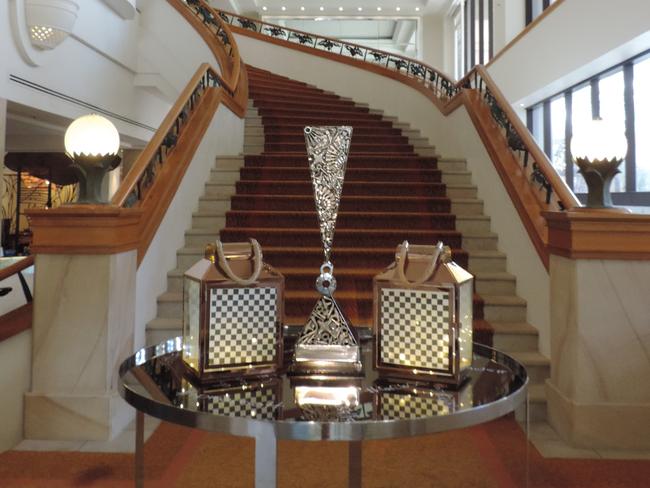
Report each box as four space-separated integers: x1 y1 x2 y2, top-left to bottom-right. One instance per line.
146 65 549 421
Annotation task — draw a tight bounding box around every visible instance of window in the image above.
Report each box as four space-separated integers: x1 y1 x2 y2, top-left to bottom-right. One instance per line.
634 56 650 191
454 0 493 77
527 50 650 205
526 0 558 25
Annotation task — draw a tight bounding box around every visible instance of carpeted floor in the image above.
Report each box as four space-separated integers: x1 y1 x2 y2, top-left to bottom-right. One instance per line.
1 415 649 487
220 66 492 344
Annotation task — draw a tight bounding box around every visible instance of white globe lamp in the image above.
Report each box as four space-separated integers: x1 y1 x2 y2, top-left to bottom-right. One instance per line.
64 114 121 204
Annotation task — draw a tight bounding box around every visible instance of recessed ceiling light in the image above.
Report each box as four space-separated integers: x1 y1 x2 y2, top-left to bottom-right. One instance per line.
357 6 363 11
319 6 324 11
396 6 401 11
300 6 305 10
281 6 286 11
338 6 344 11
377 6 382 11
262 6 267 10
415 7 420 11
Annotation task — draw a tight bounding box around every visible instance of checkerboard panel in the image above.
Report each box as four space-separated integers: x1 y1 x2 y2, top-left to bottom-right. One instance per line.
379 393 453 419
207 287 278 367
379 288 451 371
204 387 277 420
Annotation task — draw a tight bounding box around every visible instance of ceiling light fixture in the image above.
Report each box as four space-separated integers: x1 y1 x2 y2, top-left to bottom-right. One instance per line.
338 6 343 11
415 6 420 11
357 7 363 11
319 6 324 11
396 6 401 11
377 6 382 11
262 6 267 10
281 6 286 11
300 6 305 11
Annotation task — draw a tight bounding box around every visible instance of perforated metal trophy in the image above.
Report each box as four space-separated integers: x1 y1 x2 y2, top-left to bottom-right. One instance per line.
291 126 362 375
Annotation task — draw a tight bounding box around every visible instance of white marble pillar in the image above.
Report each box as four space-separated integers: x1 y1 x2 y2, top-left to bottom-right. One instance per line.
24 250 137 441
545 211 650 450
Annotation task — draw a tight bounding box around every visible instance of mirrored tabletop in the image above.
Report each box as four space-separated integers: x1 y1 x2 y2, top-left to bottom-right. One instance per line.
119 335 528 442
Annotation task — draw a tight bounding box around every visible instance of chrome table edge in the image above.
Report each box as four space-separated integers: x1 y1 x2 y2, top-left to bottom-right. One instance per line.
118 338 528 442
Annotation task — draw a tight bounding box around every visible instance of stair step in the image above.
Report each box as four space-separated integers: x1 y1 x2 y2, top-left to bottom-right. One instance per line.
208 169 240 185
445 184 477 199
461 232 499 251
440 170 472 185
157 292 183 319
204 184 237 198
473 271 516 295
482 294 527 322
191 213 226 232
455 215 491 234
509 351 550 385
198 196 231 213
467 250 507 272
490 321 539 352
450 198 484 215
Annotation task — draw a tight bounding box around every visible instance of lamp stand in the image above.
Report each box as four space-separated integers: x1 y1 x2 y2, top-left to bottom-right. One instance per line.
69 154 121 204
574 156 623 209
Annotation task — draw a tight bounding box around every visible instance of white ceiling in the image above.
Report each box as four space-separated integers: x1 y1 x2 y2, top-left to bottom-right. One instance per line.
210 0 450 17
279 19 398 39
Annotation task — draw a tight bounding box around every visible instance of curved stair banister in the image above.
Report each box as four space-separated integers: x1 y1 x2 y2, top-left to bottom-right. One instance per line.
216 8 581 268
169 0 248 115
111 63 229 262
0 256 34 342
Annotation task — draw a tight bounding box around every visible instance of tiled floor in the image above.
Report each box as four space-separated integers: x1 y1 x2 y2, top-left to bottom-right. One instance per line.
14 415 160 453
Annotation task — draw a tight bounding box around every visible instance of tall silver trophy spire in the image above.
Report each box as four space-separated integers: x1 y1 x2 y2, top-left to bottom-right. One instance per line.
292 126 362 375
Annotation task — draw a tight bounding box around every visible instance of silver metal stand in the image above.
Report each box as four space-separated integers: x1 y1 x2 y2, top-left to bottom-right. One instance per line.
348 441 362 488
135 411 144 488
254 423 278 488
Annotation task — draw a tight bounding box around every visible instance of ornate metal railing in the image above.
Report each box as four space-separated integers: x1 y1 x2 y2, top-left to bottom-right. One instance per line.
459 67 578 211
112 65 227 208
217 9 579 213
216 10 459 100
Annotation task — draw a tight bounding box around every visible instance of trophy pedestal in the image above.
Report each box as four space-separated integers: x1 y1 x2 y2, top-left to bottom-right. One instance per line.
292 344 363 376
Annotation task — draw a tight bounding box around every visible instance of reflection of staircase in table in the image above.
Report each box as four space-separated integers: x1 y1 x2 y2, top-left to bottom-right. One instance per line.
146 64 550 422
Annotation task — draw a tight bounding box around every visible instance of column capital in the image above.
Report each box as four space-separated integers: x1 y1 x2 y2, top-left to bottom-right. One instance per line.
543 209 650 260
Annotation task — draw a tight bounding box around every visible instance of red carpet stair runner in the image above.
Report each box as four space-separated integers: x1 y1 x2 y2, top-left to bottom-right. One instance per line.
220 65 492 342
149 64 549 421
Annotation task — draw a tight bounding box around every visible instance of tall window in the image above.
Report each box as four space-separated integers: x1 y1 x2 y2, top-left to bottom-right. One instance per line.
453 0 493 77
527 50 650 205
526 0 558 25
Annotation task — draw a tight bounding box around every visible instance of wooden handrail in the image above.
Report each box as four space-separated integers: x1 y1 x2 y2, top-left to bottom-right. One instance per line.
111 63 214 207
0 255 34 283
473 66 580 210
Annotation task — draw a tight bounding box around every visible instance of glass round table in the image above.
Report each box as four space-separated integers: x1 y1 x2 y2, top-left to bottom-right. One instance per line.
119 334 528 488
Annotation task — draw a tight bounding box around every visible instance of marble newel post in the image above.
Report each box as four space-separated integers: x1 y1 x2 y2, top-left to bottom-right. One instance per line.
544 210 650 450
24 205 142 441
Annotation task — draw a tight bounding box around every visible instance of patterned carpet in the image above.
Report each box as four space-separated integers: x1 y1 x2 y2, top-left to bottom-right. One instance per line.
1 415 649 487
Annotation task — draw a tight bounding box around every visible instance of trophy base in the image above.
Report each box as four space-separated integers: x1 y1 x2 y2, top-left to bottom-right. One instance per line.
290 344 363 376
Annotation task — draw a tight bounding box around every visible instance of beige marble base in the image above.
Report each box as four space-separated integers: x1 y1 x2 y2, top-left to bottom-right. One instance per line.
546 381 650 450
25 392 133 441
25 251 137 441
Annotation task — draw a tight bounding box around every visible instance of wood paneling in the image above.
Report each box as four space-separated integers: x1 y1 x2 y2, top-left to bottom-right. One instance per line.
545 210 650 259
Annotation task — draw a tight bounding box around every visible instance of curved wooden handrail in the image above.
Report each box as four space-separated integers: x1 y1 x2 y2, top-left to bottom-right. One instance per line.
112 63 216 207
168 0 241 94
218 9 583 268
0 255 34 283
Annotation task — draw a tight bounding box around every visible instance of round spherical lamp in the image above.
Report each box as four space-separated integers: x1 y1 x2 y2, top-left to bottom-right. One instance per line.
64 114 121 204
570 118 627 209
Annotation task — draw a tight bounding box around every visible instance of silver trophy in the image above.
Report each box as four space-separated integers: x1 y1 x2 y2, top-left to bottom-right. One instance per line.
292 126 362 375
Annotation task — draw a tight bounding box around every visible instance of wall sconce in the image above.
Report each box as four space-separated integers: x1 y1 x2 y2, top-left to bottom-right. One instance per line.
25 0 79 50
570 118 628 209
64 114 121 204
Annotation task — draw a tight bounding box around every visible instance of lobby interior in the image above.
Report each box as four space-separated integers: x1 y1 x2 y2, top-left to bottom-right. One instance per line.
0 0 649 486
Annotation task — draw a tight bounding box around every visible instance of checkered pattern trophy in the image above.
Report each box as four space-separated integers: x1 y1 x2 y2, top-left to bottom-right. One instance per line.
373 242 474 386
182 239 284 384
291 126 362 376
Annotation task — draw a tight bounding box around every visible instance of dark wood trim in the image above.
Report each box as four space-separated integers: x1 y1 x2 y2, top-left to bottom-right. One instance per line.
564 91 574 189
590 78 600 119
488 0 494 59
624 62 636 192
543 99 552 158
0 256 34 283
478 0 484 65
0 303 32 342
